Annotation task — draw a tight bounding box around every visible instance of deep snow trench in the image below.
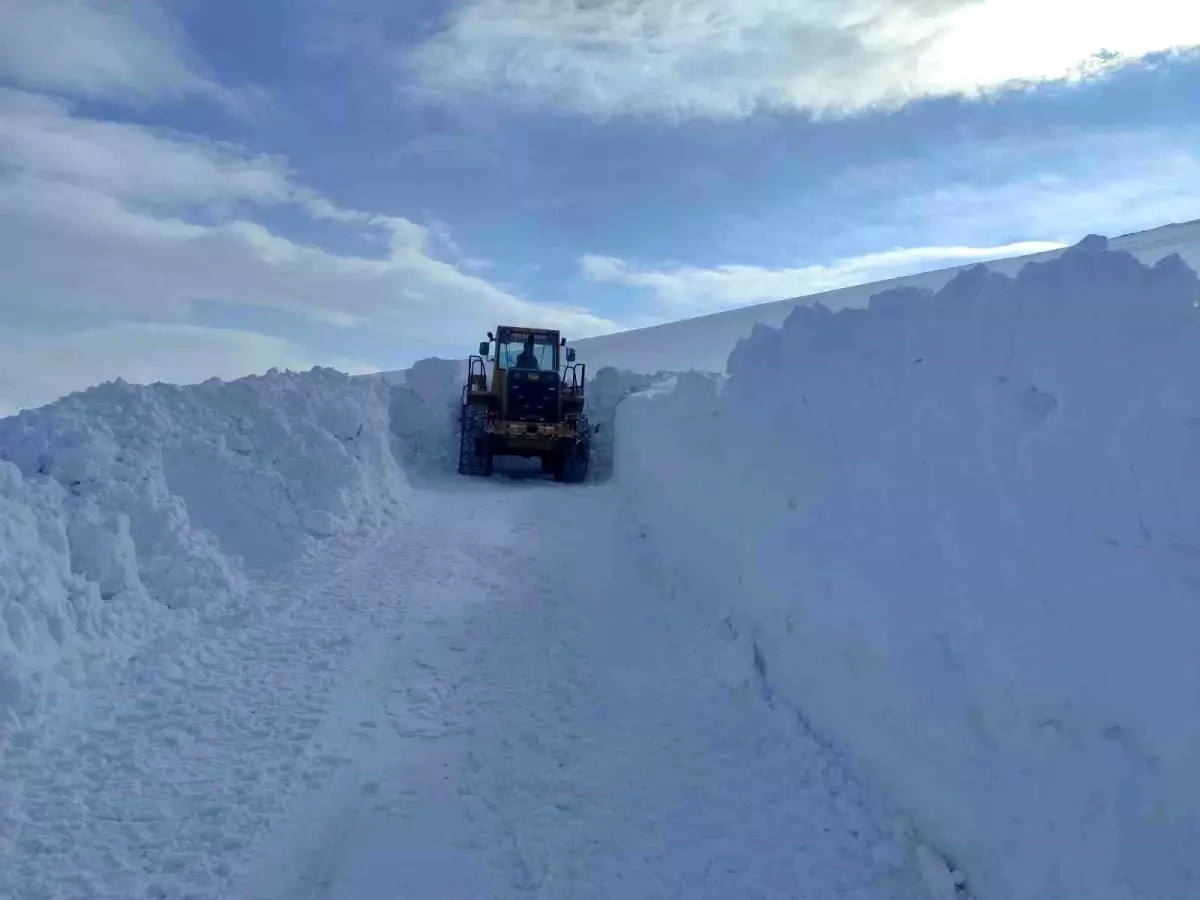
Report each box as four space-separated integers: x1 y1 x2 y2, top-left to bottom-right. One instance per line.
0 475 936 900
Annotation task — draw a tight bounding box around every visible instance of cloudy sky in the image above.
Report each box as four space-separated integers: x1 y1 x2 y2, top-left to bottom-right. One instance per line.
1 0 1199 411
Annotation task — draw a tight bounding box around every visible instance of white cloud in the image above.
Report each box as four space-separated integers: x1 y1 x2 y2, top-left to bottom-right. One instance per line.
0 90 290 208
0 323 380 415
581 241 1066 316
0 0 241 108
0 90 621 407
408 0 1200 118
911 141 1200 242
0 172 618 333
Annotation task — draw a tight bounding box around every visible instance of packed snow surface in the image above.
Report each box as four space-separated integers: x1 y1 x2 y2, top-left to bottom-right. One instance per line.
240 485 935 900
615 236 1200 900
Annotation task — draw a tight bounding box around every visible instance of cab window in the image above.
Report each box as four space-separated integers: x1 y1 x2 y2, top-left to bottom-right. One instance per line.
498 333 556 371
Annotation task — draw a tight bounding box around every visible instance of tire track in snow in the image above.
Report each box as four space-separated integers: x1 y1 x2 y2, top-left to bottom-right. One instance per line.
298 481 937 900
450 487 934 900
237 486 523 900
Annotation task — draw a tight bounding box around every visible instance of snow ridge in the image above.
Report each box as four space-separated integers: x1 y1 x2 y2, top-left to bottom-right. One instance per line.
0 367 406 739
614 236 1200 900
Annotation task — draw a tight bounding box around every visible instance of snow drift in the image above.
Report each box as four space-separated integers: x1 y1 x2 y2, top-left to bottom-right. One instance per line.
614 236 1200 900
0 367 405 736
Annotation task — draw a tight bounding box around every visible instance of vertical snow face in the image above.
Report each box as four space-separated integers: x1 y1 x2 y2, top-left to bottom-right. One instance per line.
584 367 666 479
614 236 1200 900
388 357 468 472
0 367 407 736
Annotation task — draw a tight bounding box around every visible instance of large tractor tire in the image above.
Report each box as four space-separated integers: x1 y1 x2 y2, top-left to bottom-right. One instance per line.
457 403 493 476
555 414 591 484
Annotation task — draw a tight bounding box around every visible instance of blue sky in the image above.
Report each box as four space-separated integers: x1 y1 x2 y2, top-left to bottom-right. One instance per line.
1 0 1199 410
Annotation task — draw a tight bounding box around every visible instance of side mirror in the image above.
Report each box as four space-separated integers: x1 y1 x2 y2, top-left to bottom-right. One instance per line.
478 341 490 356
594 423 602 434
487 331 494 340
567 348 576 362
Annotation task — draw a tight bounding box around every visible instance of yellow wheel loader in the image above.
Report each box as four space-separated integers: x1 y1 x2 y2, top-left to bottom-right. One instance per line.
457 326 591 482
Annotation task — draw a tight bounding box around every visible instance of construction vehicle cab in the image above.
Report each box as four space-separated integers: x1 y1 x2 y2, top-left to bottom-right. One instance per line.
458 325 590 482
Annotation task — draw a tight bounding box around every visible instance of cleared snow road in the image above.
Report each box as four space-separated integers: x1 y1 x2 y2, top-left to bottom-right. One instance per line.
1 476 934 900
241 477 934 900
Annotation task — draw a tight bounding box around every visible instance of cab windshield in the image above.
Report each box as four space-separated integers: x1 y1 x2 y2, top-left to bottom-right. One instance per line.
498 332 557 371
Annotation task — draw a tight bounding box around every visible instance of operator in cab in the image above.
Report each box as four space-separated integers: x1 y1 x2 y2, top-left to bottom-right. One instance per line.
515 335 541 370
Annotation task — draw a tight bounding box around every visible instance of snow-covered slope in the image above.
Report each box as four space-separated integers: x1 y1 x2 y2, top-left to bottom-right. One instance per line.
613 235 1200 900
575 219 1200 374
0 368 405 737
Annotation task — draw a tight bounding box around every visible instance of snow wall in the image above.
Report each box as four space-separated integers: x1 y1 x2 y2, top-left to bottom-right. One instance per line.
0 368 406 738
388 357 468 472
614 236 1200 900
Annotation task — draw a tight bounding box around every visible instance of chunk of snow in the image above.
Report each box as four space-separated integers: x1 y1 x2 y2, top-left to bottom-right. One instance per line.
302 510 340 538
917 845 960 900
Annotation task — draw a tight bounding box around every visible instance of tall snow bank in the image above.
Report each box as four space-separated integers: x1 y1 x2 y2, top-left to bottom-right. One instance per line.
614 236 1200 900
584 367 666 479
0 368 406 735
1 368 404 585
388 357 466 471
